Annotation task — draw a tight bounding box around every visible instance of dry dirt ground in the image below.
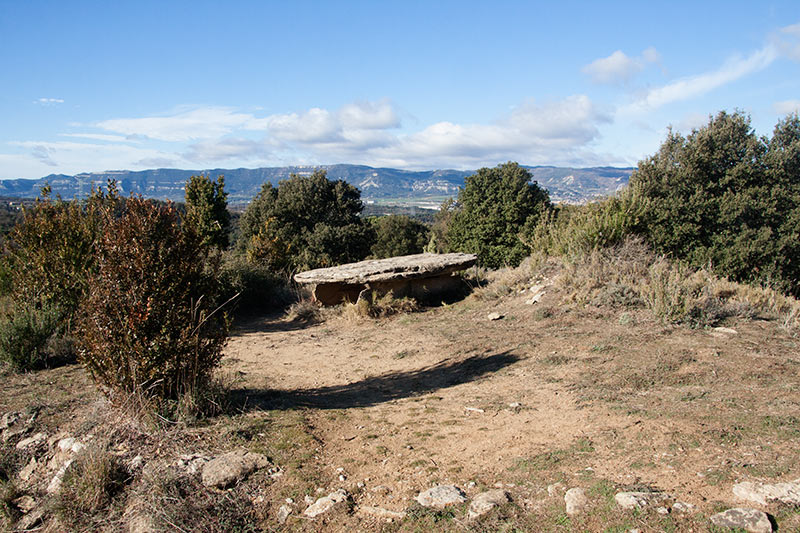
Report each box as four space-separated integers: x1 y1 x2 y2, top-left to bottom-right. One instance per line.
3 273 800 532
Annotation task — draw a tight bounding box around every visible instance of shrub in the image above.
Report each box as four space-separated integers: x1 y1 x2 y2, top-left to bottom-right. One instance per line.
0 300 62 371
78 197 228 405
369 214 429 258
447 162 550 268
184 174 231 249
239 170 374 273
218 252 292 315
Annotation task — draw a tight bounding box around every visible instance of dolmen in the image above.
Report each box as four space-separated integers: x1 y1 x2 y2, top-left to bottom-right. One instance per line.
294 253 478 306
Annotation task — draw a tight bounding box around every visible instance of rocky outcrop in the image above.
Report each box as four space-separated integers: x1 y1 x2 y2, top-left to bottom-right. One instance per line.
415 485 467 508
294 253 477 305
468 489 509 519
201 449 270 488
710 508 773 533
733 480 800 506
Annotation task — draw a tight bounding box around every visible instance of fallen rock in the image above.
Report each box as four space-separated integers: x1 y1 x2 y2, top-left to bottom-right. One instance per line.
614 491 672 510
468 489 509 520
57 437 86 455
525 290 546 305
304 489 349 518
0 411 19 430
487 312 504 321
277 504 292 524
357 505 407 520
16 506 45 530
18 457 37 482
16 432 47 450
710 508 772 533
201 449 270 488
416 485 467 508
565 487 589 516
12 495 36 513
672 501 696 514
47 458 75 494
733 480 800 506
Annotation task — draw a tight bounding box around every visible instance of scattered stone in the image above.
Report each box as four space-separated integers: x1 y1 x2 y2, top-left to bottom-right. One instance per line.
16 506 45 530
16 432 47 450
487 312 503 321
18 457 37 482
656 506 670 515
710 508 772 533
201 449 270 488
733 480 800 506
712 327 738 335
285 498 294 504
57 437 86 455
47 458 74 494
416 485 467 508
525 290 546 305
358 505 407 520
129 455 145 470
357 482 365 488
508 402 521 408
672 501 696 514
371 485 391 495
614 491 672 510
304 489 349 518
277 504 292 524
12 495 36 513
465 406 485 413
304 495 316 505
468 489 509 519
0 411 19 430
564 487 589 516
547 482 566 497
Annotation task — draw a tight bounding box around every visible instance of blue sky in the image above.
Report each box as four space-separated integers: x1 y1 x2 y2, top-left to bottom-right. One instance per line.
1 1 799 179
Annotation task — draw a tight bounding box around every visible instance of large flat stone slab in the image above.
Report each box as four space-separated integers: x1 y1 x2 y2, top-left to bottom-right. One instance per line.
294 253 477 305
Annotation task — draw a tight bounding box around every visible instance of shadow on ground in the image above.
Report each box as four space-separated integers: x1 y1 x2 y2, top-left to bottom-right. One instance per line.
230 351 520 411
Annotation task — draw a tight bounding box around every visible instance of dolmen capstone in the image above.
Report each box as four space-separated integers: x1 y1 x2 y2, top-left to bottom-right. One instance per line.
294 253 478 306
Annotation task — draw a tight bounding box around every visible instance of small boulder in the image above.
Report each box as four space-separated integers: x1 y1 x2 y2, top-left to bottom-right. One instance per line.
416 485 467 508
614 491 671 510
710 508 772 533
487 312 504 321
565 487 589 516
277 504 292 524
672 501 696 514
733 480 800 506
16 507 45 530
468 489 509 520
46 458 74 494
16 432 47 450
304 489 349 518
12 495 36 513
201 449 270 488
0 411 19 430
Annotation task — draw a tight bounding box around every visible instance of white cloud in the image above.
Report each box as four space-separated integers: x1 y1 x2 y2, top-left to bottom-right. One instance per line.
338 100 400 129
776 22 800 60
59 133 138 142
34 98 64 105
96 107 269 142
773 99 800 115
582 48 661 84
183 137 268 163
623 45 778 114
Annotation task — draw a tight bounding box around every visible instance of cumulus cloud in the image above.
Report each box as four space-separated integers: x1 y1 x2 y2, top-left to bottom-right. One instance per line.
34 98 64 105
623 45 778 114
774 99 800 115
582 48 661 84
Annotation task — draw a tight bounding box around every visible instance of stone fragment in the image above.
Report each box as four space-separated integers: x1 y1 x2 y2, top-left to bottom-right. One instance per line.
18 457 37 481
547 482 566 497
0 411 19 430
468 489 509 519
564 487 589 516
416 485 467 508
733 480 800 506
304 494 316 505
525 290 546 305
47 459 74 494
12 495 36 513
16 432 47 450
357 505 407 520
304 489 349 518
16 507 45 530
277 504 292 524
371 485 391 495
614 491 672 510
487 312 503 321
201 449 270 488
672 501 696 514
710 508 772 533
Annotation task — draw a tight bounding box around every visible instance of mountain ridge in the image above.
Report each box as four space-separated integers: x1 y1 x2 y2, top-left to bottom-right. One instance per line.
0 164 634 205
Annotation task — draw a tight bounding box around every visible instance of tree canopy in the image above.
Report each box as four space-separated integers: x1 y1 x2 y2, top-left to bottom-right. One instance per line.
184 174 230 249
629 110 800 296
447 162 550 268
368 215 429 259
239 170 373 273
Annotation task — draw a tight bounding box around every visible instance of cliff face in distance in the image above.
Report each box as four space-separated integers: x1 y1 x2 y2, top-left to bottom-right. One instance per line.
0 164 633 205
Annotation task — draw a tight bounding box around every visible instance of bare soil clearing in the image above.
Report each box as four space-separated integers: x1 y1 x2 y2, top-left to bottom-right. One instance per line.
3 272 800 531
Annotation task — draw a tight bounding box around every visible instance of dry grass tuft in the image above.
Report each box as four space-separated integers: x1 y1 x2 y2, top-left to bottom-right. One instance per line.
341 290 420 320
287 298 322 323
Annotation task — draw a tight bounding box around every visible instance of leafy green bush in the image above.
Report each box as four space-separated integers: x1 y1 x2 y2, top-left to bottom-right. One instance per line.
447 162 550 268
184 174 231 249
78 197 228 404
0 300 62 371
239 170 373 273
369 214 429 258
218 252 292 315
630 111 800 297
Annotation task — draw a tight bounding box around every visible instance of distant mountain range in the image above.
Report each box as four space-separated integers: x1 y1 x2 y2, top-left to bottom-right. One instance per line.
0 164 633 206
